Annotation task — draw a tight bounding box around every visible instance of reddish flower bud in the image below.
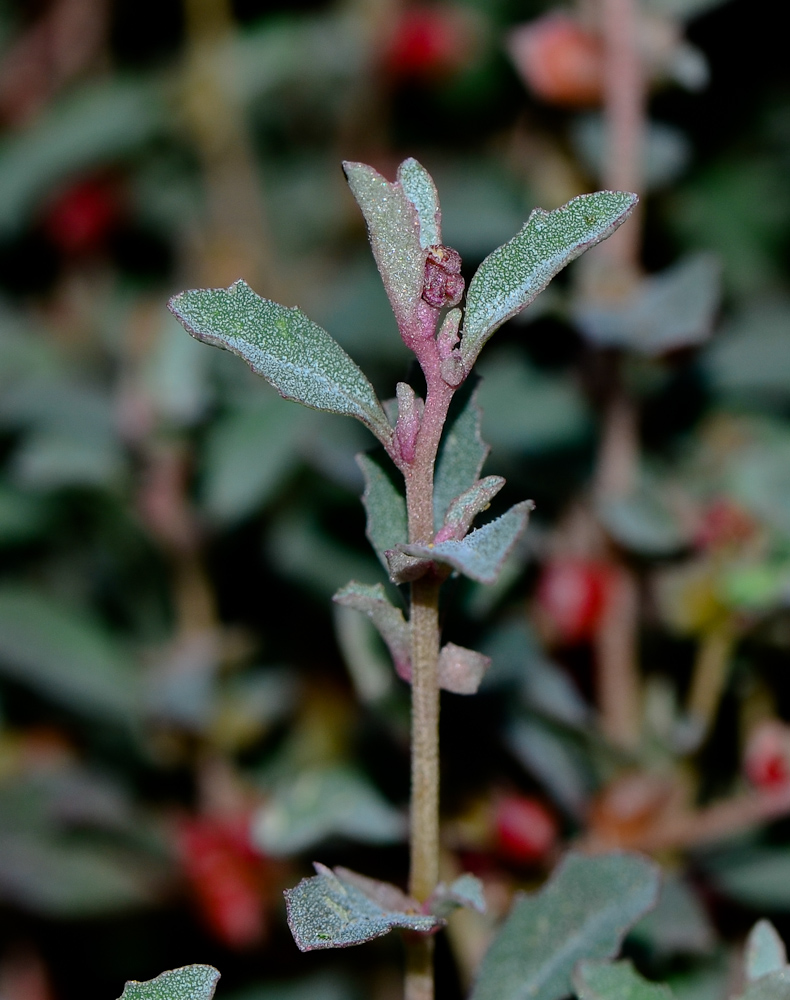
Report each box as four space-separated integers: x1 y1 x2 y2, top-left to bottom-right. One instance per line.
695 498 756 552
745 721 790 791
507 14 604 108
382 6 478 82
422 244 464 309
536 558 615 645
42 177 120 255
495 794 558 863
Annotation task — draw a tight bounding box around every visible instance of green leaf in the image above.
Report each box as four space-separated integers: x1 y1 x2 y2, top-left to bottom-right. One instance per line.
119 967 220 1000
746 921 788 982
357 452 408 568
739 972 790 1000
631 875 715 958
0 484 49 544
461 191 638 367
0 586 139 721
470 852 660 1000
574 961 674 1000
705 848 790 909
343 161 424 331
284 863 442 951
399 501 533 585
333 582 410 678
399 157 442 249
441 476 506 540
506 717 594 817
429 874 487 917
169 281 393 448
433 383 490 530
252 765 405 856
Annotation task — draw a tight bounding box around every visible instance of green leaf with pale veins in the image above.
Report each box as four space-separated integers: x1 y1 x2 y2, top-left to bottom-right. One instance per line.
357 452 408 568
118 967 220 1000
399 501 533 585
574 962 674 1000
284 863 442 951
333 582 410 678
433 382 490 530
399 157 441 249
343 161 424 331
169 280 393 448
470 852 660 1000
461 191 638 367
746 921 788 982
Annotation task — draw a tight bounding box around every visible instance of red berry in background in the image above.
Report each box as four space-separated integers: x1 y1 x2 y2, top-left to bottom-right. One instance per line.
695 498 756 552
382 5 478 82
744 721 790 791
536 558 614 645
507 14 604 108
41 177 121 256
494 794 558 864
176 815 266 949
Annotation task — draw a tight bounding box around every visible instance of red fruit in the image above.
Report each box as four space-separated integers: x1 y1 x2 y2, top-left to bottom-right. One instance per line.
382 6 476 81
42 177 120 255
176 815 266 949
536 558 614 645
495 794 558 863
745 721 790 791
507 14 604 108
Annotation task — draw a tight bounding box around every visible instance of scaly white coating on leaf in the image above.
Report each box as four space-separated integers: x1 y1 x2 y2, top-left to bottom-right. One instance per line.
574 961 675 1000
333 581 411 679
169 281 393 447
439 476 506 541
471 852 661 1000
400 500 533 585
462 191 639 367
357 453 408 569
398 157 442 249
343 161 425 331
746 921 788 982
118 967 220 1000
284 863 443 951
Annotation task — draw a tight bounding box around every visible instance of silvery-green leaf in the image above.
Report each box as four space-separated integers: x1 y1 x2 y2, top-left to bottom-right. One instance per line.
399 157 441 249
705 848 790 909
746 921 788 982
574 254 721 355
506 717 593 817
284 863 442 951
343 161 424 331
169 281 393 447
461 191 637 367
572 117 691 192
739 972 790 1000
574 961 674 1000
433 382 490 530
118 967 220 1000
399 501 533 585
252 765 405 857
441 476 506 540
333 582 410 679
429 874 487 918
470 852 660 1000
437 643 491 694
357 452 408 568
704 299 790 399
631 875 715 957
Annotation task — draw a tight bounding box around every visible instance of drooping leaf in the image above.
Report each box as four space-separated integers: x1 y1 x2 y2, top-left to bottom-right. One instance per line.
343 161 424 331
433 382 490 530
284 863 442 951
333 582 410 679
574 253 721 355
470 852 660 1000
574 961 674 1000
399 157 442 249
169 281 393 447
461 191 638 367
398 501 533 585
440 476 506 540
357 452 408 568
252 765 405 856
429 874 487 918
118 966 220 1000
0 586 139 721
746 921 788 982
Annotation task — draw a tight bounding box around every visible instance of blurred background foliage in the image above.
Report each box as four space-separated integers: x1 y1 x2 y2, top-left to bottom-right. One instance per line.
0 0 789 999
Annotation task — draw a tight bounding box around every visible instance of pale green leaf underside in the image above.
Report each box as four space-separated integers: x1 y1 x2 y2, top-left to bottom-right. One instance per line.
433 385 490 530
462 191 638 366
470 852 660 1000
401 501 532 584
574 961 674 1000
118 967 220 1000
399 157 441 249
169 281 392 446
357 452 408 568
443 476 506 536
746 921 788 982
285 863 442 951
333 581 410 675
343 161 424 330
